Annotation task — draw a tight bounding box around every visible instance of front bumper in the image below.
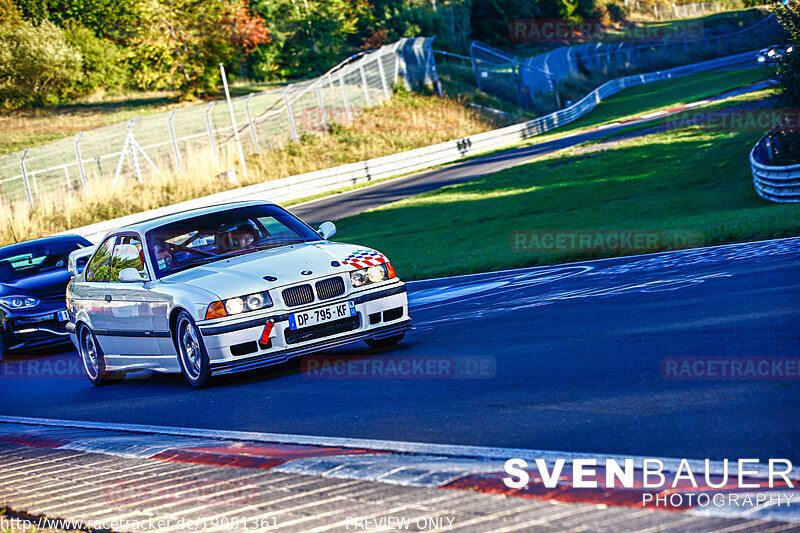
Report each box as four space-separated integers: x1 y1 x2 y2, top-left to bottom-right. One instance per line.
1 307 72 352
197 284 411 376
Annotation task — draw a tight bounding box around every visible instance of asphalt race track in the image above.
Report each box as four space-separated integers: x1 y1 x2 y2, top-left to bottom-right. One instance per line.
1 237 798 463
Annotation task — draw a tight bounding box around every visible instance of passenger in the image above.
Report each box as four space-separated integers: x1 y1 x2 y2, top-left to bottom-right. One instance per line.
153 242 174 268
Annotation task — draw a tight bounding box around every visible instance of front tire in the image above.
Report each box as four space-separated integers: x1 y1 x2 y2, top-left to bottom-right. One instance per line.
365 333 405 349
174 311 211 388
78 324 123 386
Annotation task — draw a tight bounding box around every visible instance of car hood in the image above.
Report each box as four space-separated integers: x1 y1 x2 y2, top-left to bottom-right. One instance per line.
0 269 72 301
162 242 380 300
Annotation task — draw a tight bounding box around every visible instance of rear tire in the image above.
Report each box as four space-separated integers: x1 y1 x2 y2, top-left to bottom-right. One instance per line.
78 324 123 386
174 311 211 388
365 333 405 349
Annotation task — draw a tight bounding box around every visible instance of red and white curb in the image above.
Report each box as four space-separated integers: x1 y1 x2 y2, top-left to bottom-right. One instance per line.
0 415 798 525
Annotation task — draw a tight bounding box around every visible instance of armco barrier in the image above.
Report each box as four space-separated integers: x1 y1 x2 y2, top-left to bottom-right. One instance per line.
750 133 800 202
66 50 759 243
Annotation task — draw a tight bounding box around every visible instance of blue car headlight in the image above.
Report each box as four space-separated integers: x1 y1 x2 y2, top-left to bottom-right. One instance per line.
0 296 40 310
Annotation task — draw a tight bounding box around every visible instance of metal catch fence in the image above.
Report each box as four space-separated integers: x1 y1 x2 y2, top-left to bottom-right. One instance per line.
469 13 782 109
0 37 437 209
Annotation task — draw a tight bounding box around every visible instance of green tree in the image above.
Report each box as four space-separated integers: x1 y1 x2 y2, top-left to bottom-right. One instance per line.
775 0 800 108
63 22 128 96
0 19 82 107
126 0 268 96
774 0 800 163
15 0 144 41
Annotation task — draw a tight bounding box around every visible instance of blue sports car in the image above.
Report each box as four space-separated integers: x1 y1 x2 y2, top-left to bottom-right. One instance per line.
0 234 93 356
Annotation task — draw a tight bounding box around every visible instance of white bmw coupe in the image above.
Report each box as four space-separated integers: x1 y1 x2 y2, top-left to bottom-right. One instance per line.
66 201 411 387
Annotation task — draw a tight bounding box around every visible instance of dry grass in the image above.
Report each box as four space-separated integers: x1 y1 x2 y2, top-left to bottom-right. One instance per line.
1 90 514 246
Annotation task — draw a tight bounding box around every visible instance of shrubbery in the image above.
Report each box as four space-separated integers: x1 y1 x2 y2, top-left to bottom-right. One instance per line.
0 19 82 107
774 0 800 163
2 0 764 110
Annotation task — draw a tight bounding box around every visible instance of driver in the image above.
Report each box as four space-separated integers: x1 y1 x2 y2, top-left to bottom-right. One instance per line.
231 228 256 250
153 242 174 269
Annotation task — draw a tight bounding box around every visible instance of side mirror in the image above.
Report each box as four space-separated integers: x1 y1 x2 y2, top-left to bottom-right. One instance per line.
119 268 147 283
318 221 337 240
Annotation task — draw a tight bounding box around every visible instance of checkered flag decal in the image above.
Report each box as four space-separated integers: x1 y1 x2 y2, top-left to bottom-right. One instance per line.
341 249 388 269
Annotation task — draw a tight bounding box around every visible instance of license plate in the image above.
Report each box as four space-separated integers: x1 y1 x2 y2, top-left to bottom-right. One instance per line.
57 310 69 321
288 301 356 330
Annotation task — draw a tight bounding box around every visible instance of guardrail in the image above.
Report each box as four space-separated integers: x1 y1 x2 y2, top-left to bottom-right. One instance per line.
750 132 800 202
67 49 760 243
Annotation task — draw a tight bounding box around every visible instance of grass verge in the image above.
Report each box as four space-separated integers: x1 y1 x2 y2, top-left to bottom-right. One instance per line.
334 102 800 280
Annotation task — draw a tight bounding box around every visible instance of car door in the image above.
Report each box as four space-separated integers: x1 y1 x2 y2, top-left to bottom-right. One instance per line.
80 235 119 354
107 234 159 357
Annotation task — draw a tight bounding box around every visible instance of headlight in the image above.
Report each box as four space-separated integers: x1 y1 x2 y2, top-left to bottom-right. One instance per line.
367 266 386 283
350 263 396 287
225 297 244 315
758 55 765 62
768 49 775 57
0 296 40 310
787 46 794 54
205 291 273 319
351 270 367 287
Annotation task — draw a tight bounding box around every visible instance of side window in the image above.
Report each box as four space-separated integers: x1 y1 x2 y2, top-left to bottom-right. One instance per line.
85 237 116 282
109 236 145 282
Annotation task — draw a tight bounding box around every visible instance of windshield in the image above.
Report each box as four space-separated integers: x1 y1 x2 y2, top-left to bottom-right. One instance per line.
0 238 87 282
145 204 321 278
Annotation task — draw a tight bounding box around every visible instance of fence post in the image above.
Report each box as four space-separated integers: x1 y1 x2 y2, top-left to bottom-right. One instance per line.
220 63 248 180
113 118 135 187
19 149 34 209
245 94 260 153
167 110 182 171
74 132 87 189
377 52 391 100
315 85 328 130
359 64 371 107
205 102 218 162
471 54 482 91
284 89 298 141
339 71 353 123
394 43 401 85
168 110 182 171
63 165 71 188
